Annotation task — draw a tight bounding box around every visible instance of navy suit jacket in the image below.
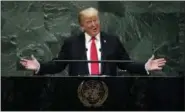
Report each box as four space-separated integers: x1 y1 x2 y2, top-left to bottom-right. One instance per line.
36 32 147 76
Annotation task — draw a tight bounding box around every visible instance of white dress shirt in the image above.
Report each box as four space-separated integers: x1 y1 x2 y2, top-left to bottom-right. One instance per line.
85 32 101 75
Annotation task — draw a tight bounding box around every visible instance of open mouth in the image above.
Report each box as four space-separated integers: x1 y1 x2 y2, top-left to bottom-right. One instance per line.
93 28 97 32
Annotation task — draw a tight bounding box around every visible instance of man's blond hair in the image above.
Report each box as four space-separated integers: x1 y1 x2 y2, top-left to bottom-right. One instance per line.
78 7 99 24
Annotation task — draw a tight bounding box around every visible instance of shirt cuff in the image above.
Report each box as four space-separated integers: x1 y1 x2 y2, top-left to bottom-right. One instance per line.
145 63 150 75
34 63 40 74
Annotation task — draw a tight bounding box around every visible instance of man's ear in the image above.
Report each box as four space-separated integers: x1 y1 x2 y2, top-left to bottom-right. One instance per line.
81 27 84 32
79 21 85 32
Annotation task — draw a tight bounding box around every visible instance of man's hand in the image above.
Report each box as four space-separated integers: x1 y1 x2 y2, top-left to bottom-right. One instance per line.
20 55 40 71
145 55 166 72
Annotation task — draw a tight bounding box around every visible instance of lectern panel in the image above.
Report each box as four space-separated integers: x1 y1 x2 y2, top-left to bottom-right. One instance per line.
1 77 184 111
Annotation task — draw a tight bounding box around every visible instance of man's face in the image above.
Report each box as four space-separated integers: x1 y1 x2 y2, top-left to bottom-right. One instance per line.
80 15 100 37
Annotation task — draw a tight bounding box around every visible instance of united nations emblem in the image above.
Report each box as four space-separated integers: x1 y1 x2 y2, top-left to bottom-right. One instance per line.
77 80 108 107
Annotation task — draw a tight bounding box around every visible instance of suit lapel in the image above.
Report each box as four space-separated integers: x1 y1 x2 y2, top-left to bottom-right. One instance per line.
100 32 108 75
77 33 89 74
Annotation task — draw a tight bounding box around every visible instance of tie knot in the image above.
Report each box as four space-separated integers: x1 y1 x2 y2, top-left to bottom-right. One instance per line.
91 36 96 41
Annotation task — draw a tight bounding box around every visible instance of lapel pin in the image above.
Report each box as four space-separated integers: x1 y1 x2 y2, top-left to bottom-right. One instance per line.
104 40 106 43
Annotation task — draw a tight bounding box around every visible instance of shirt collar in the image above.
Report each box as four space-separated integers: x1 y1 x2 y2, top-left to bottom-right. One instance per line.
85 32 100 43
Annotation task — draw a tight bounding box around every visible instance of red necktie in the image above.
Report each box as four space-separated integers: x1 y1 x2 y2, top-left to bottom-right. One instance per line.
90 37 100 75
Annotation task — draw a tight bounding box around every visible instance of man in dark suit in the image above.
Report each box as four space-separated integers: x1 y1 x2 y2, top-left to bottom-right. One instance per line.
20 7 166 76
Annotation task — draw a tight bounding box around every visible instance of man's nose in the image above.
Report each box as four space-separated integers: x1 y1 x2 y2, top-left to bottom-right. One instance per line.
91 21 95 26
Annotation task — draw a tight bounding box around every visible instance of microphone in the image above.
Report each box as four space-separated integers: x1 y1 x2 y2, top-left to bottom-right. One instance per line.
99 48 101 52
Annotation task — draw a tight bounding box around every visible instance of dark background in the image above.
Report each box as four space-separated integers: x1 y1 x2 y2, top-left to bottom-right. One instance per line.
1 1 185 111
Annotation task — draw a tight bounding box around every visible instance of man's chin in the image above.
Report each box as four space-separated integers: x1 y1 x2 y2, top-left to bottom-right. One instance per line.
92 31 99 36
86 31 100 36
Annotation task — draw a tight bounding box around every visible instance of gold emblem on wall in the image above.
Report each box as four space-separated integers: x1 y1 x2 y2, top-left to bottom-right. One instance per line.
77 80 108 107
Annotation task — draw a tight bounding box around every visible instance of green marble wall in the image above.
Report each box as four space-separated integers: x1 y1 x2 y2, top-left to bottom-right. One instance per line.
1 1 184 76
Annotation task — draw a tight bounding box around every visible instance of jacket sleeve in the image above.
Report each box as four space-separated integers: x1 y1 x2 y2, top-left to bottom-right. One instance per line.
116 37 147 75
35 39 70 75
